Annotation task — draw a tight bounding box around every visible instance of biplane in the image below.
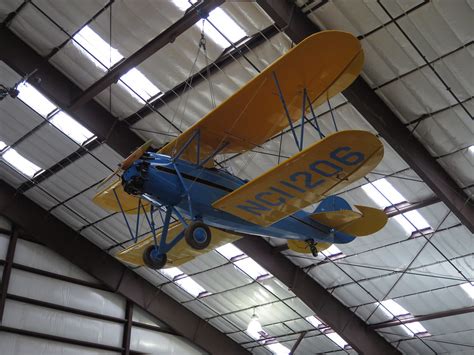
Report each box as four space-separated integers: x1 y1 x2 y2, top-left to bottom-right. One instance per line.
93 30 388 269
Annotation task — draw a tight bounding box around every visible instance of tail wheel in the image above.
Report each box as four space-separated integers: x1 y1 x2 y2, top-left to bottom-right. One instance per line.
185 221 212 250
143 245 167 269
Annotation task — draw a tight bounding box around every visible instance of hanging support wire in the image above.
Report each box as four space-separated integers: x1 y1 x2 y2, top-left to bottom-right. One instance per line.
199 19 217 109
306 90 325 139
112 188 136 242
272 71 301 151
327 93 338 132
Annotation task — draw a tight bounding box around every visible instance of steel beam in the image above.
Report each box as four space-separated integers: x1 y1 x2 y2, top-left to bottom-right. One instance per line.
384 196 440 218
255 0 474 233
68 0 224 112
234 237 399 355
122 300 133 355
0 181 246 354
0 226 17 323
369 306 474 330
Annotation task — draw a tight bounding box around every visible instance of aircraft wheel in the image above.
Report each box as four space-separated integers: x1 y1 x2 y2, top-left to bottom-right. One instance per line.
143 245 167 269
185 221 212 250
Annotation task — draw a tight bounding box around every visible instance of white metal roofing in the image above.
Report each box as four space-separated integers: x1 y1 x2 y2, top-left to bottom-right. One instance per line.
0 0 473 354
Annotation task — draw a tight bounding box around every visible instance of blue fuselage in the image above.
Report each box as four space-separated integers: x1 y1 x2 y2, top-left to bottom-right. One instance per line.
122 153 355 244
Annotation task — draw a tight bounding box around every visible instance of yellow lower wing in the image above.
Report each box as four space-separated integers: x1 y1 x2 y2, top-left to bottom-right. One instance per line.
213 130 384 226
310 205 388 236
92 179 150 214
116 222 240 268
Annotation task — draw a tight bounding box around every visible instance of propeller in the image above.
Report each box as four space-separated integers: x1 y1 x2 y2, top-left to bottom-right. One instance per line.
96 140 153 190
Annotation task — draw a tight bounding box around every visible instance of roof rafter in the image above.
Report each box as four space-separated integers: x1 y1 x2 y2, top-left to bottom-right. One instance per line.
255 0 474 232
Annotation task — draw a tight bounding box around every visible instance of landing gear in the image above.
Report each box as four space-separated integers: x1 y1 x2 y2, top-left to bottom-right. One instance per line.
185 221 212 250
143 245 167 269
305 239 318 257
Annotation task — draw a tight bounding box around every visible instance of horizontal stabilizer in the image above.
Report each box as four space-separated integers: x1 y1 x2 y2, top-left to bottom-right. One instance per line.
93 179 150 214
287 240 332 254
310 205 387 236
116 222 240 268
213 130 383 226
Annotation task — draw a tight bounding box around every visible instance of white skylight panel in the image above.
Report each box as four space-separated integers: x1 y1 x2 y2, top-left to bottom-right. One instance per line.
0 141 6 151
49 112 94 145
322 245 344 258
216 243 244 260
380 299 410 317
266 342 290 355
17 82 56 117
198 7 246 48
74 25 122 68
120 68 161 101
172 0 196 11
461 282 474 298
326 332 348 348
160 267 183 280
234 257 270 280
2 148 42 177
393 210 432 235
404 321 428 336
306 315 324 328
362 178 406 207
175 276 207 297
73 26 161 102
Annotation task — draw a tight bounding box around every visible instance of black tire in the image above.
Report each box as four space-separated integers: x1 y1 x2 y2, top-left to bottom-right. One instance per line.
185 221 212 250
143 245 167 269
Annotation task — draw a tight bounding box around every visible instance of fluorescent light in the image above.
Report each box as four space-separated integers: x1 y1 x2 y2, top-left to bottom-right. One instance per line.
234 257 270 280
266 342 290 355
49 112 94 145
326 332 348 348
216 243 244 260
160 267 183 280
469 145 474 153
306 315 324 328
362 178 406 207
380 299 410 318
461 283 474 298
17 82 56 117
0 141 6 151
246 313 264 339
198 7 246 48
2 148 42 177
73 26 161 101
175 276 207 297
74 25 122 68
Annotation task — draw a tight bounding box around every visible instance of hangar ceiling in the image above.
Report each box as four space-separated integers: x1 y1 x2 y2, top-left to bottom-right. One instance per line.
0 1 473 354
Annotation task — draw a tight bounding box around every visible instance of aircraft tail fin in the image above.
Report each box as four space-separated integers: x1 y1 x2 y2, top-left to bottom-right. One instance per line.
311 197 387 237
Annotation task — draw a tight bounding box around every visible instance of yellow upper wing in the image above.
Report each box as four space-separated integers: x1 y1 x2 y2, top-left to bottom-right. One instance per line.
213 131 384 226
159 30 364 164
